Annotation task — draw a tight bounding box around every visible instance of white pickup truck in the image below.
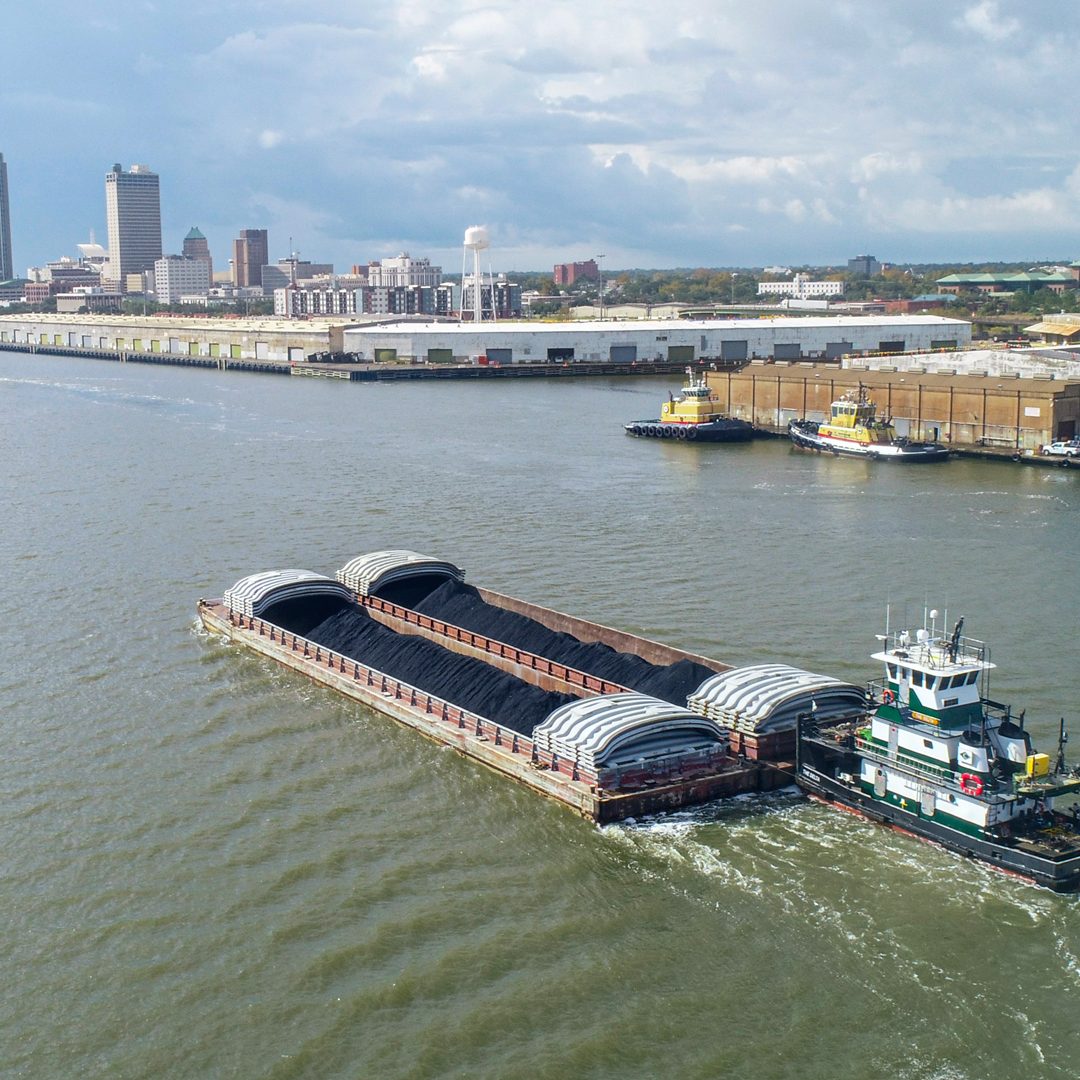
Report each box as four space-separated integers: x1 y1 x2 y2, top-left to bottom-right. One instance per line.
1041 440 1080 457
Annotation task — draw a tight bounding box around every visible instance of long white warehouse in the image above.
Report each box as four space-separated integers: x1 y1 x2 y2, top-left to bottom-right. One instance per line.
342 315 971 365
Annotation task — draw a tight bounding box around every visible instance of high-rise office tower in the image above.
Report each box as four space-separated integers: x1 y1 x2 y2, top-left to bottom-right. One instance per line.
232 228 268 288
182 226 213 281
0 152 13 281
104 163 162 286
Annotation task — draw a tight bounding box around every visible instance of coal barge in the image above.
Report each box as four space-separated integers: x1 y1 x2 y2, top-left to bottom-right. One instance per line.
198 551 855 822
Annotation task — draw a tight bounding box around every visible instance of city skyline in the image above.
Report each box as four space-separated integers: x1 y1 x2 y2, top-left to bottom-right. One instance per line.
3 2 1080 274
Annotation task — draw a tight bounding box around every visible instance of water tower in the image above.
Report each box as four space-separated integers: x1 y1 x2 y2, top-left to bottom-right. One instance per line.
461 225 494 323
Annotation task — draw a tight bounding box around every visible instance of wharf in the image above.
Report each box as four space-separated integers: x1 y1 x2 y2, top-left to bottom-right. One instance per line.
198 598 790 822
2 339 704 381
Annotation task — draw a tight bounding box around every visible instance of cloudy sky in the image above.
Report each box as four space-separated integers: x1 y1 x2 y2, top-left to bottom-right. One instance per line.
3 1 1079 273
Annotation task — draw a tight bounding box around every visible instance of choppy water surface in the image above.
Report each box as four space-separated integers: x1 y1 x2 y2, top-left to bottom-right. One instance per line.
3 351 1079 1079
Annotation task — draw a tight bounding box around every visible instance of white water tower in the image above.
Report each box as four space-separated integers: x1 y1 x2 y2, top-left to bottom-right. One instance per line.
462 225 494 324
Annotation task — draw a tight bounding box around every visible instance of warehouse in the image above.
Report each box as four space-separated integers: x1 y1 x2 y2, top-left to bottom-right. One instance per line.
0 312 349 361
341 315 971 365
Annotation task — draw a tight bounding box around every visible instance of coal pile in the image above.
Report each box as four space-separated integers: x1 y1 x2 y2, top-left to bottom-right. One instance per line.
300 605 575 736
411 580 716 706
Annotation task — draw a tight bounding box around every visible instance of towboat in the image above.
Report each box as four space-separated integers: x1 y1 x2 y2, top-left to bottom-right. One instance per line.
625 369 753 442
797 613 1080 891
788 386 949 461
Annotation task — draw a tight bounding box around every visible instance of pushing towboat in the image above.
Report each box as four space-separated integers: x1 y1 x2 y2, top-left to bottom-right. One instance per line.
625 369 754 442
797 613 1080 891
788 386 949 461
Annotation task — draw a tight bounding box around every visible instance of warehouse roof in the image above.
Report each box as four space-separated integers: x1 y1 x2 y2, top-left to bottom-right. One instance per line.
346 314 968 337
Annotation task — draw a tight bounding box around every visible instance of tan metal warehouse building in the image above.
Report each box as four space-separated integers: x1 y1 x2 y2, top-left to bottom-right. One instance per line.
708 362 1080 450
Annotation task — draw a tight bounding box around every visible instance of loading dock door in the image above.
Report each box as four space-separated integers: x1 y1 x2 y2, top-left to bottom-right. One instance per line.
547 347 574 362
610 344 637 362
667 345 694 362
773 343 802 360
720 340 748 361
825 341 853 359
375 348 398 363
878 340 904 354
427 348 453 364
486 348 512 365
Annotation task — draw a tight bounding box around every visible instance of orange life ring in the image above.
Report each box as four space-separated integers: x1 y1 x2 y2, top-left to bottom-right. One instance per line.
882 689 895 704
959 773 984 796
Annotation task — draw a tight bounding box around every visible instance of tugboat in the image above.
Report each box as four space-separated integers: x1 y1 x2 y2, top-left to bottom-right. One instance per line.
797 612 1080 891
788 386 949 461
625 369 754 442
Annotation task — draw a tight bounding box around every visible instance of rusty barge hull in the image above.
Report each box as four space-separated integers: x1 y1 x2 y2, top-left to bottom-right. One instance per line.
198 599 791 823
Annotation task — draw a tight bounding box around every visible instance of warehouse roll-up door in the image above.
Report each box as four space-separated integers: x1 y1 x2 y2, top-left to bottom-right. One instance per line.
427 348 453 364
255 341 269 359
230 344 242 359
773 343 801 360
825 341 853 359
878 340 904 353
375 348 398 363
667 345 694 362
486 348 512 364
610 344 637 362
720 340 748 361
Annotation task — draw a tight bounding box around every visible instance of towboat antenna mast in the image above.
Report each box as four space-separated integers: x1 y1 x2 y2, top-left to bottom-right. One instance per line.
1057 718 1069 776
948 616 964 662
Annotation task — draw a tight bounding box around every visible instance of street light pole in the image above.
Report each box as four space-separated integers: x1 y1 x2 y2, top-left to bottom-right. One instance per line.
595 254 606 321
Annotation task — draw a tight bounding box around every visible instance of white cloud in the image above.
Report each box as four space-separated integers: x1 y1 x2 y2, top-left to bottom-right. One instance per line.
6 1 1080 267
958 1 1020 42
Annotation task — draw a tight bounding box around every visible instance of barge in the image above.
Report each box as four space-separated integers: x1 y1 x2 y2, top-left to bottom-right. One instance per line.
198 552 811 822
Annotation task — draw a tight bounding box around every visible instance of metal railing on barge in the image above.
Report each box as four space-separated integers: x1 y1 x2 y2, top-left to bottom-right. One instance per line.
359 594 629 697
220 607 734 796
225 608 601 783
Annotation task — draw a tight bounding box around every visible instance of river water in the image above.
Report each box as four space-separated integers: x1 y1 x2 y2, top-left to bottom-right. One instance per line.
3 350 1079 1079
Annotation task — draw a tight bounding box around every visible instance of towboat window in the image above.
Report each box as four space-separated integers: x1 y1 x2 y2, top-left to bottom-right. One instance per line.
944 698 958 707
925 675 937 690
912 670 924 687
887 663 897 678
923 739 934 749
966 672 979 685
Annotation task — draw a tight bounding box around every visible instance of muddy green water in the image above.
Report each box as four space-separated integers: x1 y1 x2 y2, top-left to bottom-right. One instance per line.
2 350 1079 1079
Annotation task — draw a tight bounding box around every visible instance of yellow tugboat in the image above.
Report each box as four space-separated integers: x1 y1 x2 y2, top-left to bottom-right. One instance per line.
625 369 754 442
789 386 949 461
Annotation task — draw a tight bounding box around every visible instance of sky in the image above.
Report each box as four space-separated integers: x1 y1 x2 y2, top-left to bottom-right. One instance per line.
3 0 1079 274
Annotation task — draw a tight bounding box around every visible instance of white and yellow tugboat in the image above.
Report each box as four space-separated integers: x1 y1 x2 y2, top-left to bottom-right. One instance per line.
789 386 949 461
625 369 753 442
797 613 1080 891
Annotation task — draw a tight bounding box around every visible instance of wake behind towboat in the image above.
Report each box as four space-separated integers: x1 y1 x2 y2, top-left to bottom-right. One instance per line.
789 386 949 461
797 612 1080 891
626 369 754 442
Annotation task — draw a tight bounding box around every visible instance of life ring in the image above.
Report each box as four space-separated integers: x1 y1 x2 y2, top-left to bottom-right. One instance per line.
882 689 895 704
959 773 984 796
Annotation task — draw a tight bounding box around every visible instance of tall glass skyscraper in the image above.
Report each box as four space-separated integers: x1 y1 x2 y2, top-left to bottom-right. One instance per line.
105 163 162 286
0 152 13 281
